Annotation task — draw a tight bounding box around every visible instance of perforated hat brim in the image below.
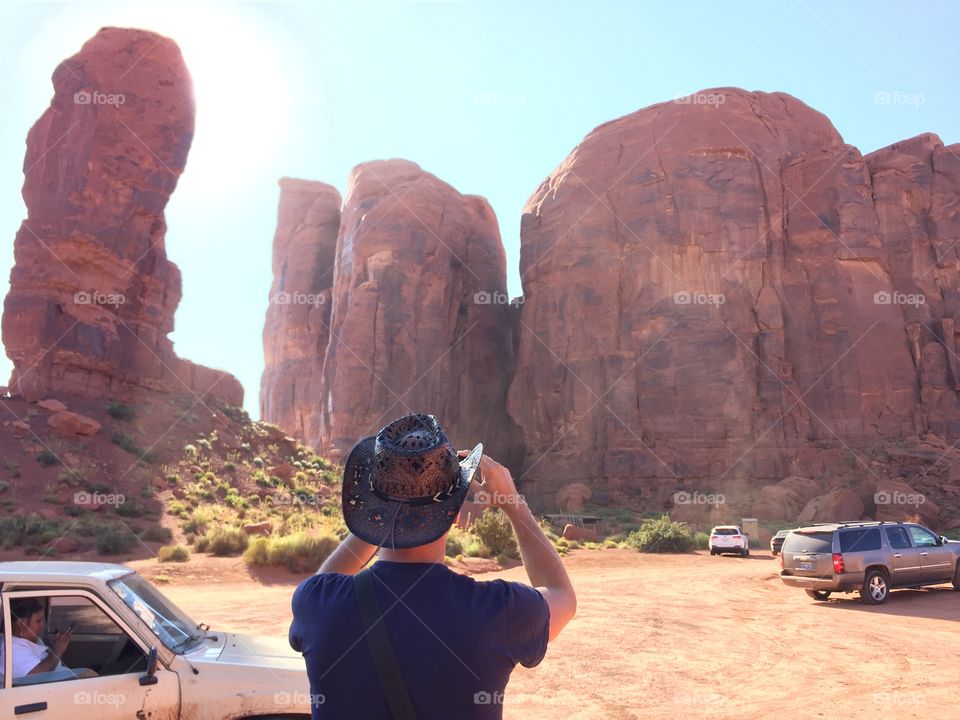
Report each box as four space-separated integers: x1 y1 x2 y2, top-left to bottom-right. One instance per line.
342 439 482 549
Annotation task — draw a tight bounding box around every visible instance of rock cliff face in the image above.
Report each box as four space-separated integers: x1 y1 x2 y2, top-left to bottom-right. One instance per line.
260 178 341 441
508 88 960 509
260 89 960 523
2 27 242 406
261 160 523 465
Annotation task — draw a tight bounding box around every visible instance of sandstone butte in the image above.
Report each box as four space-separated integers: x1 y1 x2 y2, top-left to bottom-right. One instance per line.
262 88 960 521
261 161 524 469
2 27 242 407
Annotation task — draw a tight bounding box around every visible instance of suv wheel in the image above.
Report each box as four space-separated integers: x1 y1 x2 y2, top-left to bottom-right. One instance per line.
860 570 889 604
740 547 749 557
953 562 960 591
805 589 831 601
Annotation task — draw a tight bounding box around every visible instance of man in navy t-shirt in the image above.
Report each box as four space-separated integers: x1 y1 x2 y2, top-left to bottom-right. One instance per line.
289 413 577 719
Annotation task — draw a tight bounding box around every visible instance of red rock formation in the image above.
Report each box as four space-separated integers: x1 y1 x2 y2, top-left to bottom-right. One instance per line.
2 27 242 407
315 160 523 463
508 88 960 512
260 178 341 441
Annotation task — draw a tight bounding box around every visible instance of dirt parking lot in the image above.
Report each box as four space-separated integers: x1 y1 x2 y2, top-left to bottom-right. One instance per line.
150 549 959 719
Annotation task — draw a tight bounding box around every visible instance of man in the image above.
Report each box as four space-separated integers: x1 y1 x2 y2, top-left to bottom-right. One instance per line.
289 413 576 719
0 598 72 684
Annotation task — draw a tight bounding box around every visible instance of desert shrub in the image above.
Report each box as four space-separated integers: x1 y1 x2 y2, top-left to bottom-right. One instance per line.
36 450 59 467
0 480 9 494
183 507 213 535
183 444 198 459
140 525 174 543
223 461 237 474
95 526 136 555
243 532 338 572
199 527 249 556
115 499 145 518
445 532 465 558
106 401 135 421
472 508 518 558
112 433 157 463
157 544 190 562
693 531 711 550
624 516 694 553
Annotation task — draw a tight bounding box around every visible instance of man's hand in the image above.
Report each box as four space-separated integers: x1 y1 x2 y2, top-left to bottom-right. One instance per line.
459 451 521 508
458 450 576 642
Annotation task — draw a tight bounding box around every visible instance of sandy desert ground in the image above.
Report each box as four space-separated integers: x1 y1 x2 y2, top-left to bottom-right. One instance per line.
137 549 959 720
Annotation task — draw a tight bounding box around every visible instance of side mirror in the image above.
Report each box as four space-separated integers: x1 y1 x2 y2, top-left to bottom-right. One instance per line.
939 536 947 546
139 646 159 686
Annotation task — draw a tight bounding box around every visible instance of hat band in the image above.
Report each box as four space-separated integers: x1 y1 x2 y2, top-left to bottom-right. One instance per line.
371 479 459 506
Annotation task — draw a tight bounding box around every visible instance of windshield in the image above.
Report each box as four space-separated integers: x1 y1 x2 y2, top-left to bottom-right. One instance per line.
109 573 204 653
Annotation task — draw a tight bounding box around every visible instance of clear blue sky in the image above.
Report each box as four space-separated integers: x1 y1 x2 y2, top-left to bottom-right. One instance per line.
1 0 957 417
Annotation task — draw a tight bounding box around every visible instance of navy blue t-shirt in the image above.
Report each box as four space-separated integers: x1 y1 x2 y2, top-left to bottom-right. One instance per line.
288 560 550 719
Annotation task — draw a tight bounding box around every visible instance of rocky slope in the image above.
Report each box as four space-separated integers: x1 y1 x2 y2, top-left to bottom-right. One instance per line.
2 27 241 406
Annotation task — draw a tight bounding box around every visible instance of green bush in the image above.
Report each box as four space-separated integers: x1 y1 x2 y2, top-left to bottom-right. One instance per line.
445 533 464 558
693 531 710 550
624 516 695 553
157 544 190 562
36 450 59 467
112 433 158 463
95 526 136 555
243 532 338 572
471 508 518 558
182 508 213 535
140 525 174 543
116 499 145 518
0 480 8 494
199 527 249 556
106 401 135 421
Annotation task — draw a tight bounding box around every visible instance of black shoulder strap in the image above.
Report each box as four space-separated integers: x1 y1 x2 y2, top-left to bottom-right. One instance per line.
353 570 419 720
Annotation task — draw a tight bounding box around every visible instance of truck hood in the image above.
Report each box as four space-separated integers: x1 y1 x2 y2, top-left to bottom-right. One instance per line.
193 632 304 671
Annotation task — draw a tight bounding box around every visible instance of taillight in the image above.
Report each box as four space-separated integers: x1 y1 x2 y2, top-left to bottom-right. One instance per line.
832 553 844 574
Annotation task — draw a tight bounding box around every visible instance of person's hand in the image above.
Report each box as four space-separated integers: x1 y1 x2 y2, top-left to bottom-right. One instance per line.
458 451 522 509
50 627 72 659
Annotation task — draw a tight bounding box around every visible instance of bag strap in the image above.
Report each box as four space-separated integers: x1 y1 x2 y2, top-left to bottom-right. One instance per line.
353 570 419 720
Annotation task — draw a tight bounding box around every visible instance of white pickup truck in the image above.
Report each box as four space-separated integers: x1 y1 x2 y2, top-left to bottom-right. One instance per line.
0 561 313 719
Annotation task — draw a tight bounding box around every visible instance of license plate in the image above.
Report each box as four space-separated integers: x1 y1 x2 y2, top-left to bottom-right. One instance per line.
798 561 814 571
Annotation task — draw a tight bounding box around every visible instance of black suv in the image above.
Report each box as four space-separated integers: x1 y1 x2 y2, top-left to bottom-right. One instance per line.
779 521 960 604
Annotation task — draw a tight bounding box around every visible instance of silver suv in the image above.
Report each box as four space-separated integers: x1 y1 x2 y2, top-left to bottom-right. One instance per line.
779 521 960 604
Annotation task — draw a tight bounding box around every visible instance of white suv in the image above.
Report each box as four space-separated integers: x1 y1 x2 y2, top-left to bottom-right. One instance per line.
709 526 750 557
0 562 313 719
